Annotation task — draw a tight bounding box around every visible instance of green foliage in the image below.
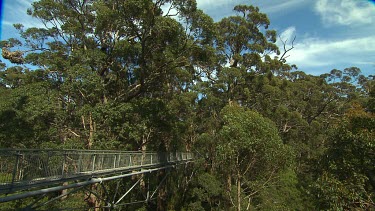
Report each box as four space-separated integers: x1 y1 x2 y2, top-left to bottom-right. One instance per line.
187 173 223 210
218 105 292 170
0 0 374 209
216 105 293 209
255 169 305 210
313 105 375 210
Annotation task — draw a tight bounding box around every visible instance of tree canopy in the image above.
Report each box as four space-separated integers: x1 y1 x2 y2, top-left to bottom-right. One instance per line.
0 0 374 210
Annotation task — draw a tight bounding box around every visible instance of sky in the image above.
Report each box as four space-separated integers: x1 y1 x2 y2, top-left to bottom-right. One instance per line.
1 0 374 76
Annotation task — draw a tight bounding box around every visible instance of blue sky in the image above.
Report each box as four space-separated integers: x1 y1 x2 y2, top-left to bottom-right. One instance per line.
1 0 375 76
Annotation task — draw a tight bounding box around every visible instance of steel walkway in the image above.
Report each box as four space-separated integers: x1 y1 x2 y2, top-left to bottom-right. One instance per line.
0 149 193 204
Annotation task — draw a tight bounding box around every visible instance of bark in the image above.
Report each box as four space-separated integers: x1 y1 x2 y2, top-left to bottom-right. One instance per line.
237 174 241 211
88 112 95 149
140 140 147 196
60 182 68 200
225 174 234 209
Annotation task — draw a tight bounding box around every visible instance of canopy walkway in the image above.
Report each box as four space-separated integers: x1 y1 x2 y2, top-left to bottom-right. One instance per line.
0 149 193 208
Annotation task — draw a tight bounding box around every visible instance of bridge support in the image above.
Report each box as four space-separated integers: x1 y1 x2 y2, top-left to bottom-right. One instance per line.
2 166 175 210
0 149 193 210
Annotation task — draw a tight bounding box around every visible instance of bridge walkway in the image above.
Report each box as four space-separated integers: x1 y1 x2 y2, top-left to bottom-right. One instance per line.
0 149 193 207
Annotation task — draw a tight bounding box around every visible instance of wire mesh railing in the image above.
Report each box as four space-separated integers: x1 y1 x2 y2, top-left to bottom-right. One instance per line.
0 149 193 194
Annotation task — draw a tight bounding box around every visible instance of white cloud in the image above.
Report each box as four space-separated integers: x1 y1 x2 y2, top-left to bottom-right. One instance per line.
160 3 179 18
262 0 309 14
277 26 296 46
197 0 309 22
2 21 14 27
275 27 375 73
197 0 308 16
197 0 240 8
286 38 375 68
2 0 49 35
4 0 33 15
315 0 375 26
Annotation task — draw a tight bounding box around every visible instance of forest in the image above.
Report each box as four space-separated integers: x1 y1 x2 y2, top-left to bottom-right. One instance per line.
0 0 374 210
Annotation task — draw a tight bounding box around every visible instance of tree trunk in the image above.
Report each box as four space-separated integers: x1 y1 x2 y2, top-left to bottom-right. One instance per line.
225 174 232 209
88 112 94 149
140 142 147 197
60 182 68 200
237 176 241 211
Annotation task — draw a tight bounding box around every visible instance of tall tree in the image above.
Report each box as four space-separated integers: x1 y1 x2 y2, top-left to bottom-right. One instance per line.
313 103 375 210
194 104 293 210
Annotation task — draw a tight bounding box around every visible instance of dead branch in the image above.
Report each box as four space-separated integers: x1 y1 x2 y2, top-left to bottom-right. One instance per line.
68 128 81 137
279 35 296 62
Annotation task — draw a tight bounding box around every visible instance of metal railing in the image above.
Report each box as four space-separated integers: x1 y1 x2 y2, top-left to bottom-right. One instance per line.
0 149 193 194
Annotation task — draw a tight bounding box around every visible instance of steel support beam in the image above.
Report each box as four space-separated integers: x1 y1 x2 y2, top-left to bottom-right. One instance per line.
0 165 174 203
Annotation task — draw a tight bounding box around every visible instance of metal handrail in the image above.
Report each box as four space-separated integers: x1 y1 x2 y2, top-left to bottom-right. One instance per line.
0 149 193 194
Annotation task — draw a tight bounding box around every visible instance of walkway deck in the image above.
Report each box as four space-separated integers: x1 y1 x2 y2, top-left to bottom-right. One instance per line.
0 149 193 196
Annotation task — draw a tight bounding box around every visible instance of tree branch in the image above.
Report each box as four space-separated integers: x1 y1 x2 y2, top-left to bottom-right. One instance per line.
279 35 296 62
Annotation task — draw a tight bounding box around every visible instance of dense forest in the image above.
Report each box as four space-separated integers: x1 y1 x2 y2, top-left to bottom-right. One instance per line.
0 0 374 210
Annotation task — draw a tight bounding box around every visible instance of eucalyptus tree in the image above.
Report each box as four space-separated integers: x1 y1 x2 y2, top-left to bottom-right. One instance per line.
198 4 292 106
313 103 375 210
194 1 290 171
1 0 213 209
1 0 212 151
216 105 293 210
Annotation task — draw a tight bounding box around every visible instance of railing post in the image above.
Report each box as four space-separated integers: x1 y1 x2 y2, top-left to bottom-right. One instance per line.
45 151 50 178
100 154 104 171
11 153 21 189
117 154 121 168
113 154 117 168
0 149 194 196
92 154 96 173
62 152 67 178
78 153 82 173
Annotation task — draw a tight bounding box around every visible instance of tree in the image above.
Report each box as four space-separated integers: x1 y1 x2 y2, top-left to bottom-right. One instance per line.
313 103 375 210
214 105 293 210
3 0 374 209
1 0 207 209
0 0 209 150
198 4 289 107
